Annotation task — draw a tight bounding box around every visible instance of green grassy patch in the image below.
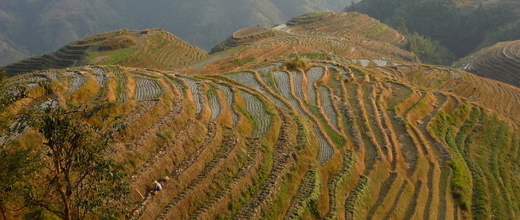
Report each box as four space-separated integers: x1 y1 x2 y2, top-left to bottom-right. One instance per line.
86 48 137 65
308 105 346 147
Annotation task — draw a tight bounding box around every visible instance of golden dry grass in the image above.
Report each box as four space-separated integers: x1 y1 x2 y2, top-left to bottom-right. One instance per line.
4 12 520 219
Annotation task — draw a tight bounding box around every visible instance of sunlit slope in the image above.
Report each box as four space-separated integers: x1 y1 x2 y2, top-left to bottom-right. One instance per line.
203 12 417 75
285 12 405 46
212 12 407 52
1 29 207 76
6 58 520 219
210 27 292 53
456 39 520 88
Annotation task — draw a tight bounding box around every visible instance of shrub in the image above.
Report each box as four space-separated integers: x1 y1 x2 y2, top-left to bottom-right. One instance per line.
285 55 310 70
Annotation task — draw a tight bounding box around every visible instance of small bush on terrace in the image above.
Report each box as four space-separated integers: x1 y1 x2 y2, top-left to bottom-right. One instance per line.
286 55 310 70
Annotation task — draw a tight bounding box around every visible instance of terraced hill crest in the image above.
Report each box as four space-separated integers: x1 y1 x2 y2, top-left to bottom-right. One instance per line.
210 27 290 53
1 29 207 76
203 12 417 75
212 12 408 54
285 12 405 46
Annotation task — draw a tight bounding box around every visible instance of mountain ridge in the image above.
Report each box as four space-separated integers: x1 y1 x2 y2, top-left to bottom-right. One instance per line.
0 28 207 76
0 0 350 66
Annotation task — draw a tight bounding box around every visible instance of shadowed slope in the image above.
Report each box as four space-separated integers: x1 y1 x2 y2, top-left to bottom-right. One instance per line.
456 39 520 88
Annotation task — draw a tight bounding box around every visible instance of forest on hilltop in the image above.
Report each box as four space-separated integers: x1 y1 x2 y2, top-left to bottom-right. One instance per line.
347 0 520 64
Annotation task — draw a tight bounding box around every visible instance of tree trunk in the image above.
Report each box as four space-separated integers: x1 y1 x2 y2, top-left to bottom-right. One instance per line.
0 204 7 220
59 187 72 220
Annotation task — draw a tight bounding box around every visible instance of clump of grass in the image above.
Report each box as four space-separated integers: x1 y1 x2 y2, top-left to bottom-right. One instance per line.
448 157 471 210
286 55 310 71
157 129 174 141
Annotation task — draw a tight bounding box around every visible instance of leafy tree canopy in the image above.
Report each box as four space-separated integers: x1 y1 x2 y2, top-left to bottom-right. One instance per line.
0 73 129 219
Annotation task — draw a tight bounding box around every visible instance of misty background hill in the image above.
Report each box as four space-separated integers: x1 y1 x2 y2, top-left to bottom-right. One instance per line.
0 0 356 66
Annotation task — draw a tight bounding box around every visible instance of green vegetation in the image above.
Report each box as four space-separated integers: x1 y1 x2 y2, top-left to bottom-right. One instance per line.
348 0 520 59
98 36 137 51
308 105 346 147
0 74 129 219
0 71 42 219
26 102 129 219
285 55 310 70
86 48 138 65
431 109 472 209
448 155 471 210
404 32 456 65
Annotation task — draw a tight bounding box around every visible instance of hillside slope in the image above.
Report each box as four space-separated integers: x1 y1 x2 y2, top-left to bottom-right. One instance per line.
203 12 416 74
455 39 520 88
0 29 207 76
0 0 350 66
4 56 520 219
2 11 520 220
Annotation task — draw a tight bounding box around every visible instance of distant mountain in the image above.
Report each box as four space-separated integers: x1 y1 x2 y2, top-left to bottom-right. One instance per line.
0 0 350 65
0 0 126 65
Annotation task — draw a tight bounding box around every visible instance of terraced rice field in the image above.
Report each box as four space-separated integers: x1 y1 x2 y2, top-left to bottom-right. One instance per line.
286 12 405 46
199 12 416 75
457 39 520 88
119 30 207 70
5 45 520 220
134 77 164 101
1 29 208 76
66 71 86 94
